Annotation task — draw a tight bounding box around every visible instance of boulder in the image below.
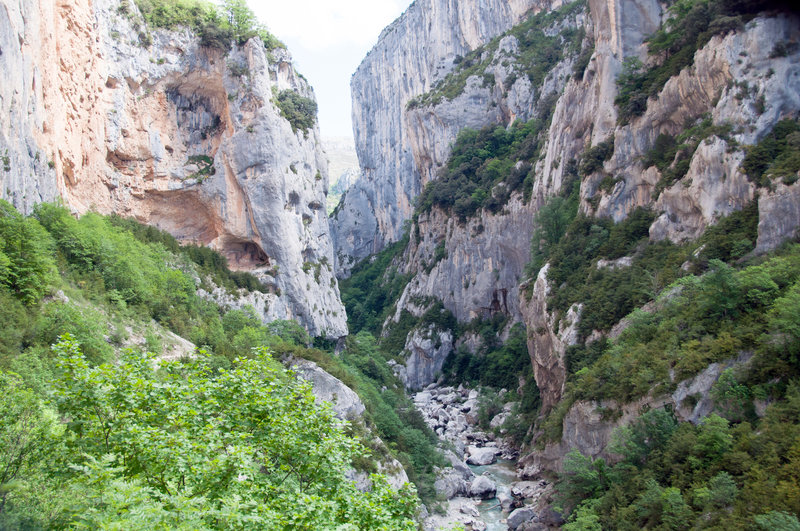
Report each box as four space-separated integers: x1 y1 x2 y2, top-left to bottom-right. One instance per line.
507 507 537 530
511 480 545 500
469 475 497 499
434 469 469 499
498 491 514 512
460 502 480 517
466 446 498 466
444 450 475 480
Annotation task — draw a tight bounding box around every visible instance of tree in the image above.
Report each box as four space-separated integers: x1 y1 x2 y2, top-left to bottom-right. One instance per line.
222 0 258 44
557 450 607 508
0 201 56 304
0 371 63 528
694 414 732 463
610 407 678 465
51 336 418 529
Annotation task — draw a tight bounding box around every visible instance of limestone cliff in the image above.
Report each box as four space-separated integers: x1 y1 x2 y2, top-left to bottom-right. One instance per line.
340 0 800 477
332 0 552 276
0 0 346 337
524 11 800 414
349 0 590 390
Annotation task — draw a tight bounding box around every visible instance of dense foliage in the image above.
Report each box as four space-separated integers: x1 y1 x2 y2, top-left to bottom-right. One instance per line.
415 102 556 221
615 0 788 123
528 196 763 441
133 0 285 51
0 201 430 526
339 233 412 337
529 197 758 347
569 247 800 403
273 89 319 135
742 118 800 187
558 393 800 529
0 339 417 529
108 214 267 294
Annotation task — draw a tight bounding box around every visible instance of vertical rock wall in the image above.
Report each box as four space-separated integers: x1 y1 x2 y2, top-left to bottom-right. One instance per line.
0 0 347 337
332 0 552 276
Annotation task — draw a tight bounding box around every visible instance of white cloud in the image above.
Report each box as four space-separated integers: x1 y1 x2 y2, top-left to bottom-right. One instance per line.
253 0 408 49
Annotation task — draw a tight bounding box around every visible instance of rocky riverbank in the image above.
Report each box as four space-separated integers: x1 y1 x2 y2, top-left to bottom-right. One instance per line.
414 384 562 530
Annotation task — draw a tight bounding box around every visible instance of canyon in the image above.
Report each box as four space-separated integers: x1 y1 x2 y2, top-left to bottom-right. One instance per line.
1 0 800 528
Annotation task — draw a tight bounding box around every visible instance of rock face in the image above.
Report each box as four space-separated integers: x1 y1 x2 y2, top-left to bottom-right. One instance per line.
332 0 550 275
0 0 346 337
520 265 580 412
521 12 800 416
288 357 366 420
400 325 454 391
519 352 753 477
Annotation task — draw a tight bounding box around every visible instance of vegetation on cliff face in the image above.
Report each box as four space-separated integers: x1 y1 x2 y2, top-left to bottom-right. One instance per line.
415 98 557 221
743 118 800 187
0 201 421 528
558 397 800 530
132 0 285 51
526 159 800 530
615 0 787 123
406 0 587 109
273 88 319 135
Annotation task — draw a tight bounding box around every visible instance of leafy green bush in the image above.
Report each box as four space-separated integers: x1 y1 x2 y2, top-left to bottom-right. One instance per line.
274 89 318 134
742 119 800 187
35 338 418 529
557 386 800 529
565 244 800 408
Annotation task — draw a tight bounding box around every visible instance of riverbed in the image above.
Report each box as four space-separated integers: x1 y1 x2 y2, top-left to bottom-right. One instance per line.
413 384 548 530
469 459 519 530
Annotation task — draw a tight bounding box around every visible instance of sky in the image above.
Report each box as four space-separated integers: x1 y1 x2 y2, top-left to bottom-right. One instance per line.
252 0 412 139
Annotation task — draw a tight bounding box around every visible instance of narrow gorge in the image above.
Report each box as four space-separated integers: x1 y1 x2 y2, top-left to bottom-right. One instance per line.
1 0 799 529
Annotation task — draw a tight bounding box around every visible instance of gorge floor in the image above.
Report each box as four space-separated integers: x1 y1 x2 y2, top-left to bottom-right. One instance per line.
413 384 554 530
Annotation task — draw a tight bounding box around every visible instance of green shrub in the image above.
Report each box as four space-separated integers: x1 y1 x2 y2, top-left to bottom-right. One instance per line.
47 338 418 529
274 89 318 134
0 201 56 304
742 119 800 187
579 137 614 176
